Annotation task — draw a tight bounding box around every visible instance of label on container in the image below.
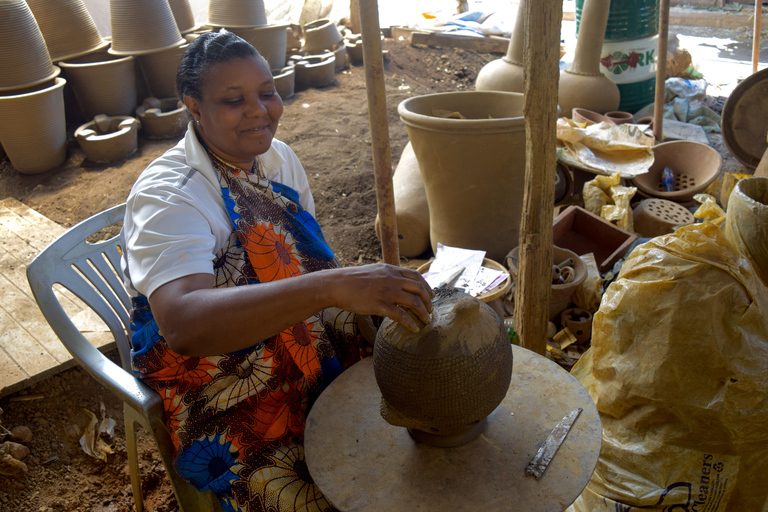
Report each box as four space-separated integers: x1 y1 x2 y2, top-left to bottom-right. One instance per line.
599 35 658 84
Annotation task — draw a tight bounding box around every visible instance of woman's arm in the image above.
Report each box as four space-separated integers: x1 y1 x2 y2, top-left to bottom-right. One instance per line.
148 263 433 357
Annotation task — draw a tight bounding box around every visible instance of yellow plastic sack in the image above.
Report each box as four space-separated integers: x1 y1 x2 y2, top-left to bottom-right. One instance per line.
583 173 637 232
568 219 768 512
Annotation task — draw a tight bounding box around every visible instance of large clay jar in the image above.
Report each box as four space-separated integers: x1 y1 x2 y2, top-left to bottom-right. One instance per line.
374 287 513 447
725 177 768 285
374 142 430 258
398 91 526 262
559 0 620 115
59 52 137 119
475 0 525 92
0 78 67 174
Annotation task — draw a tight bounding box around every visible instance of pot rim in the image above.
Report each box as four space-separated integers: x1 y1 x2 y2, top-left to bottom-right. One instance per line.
0 76 66 100
0 66 61 93
59 53 134 68
398 91 525 132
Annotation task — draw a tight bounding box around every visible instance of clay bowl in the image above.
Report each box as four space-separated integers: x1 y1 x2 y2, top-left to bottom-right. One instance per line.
26 0 107 63
0 0 60 92
135 97 186 139
416 258 512 303
631 141 722 203
75 115 139 163
272 65 295 100
604 111 635 125
229 24 289 70
207 0 267 28
302 19 343 55
108 0 185 56
571 108 614 126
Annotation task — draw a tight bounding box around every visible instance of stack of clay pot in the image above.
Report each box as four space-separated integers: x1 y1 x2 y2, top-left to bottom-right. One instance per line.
0 0 67 174
286 18 345 90
209 0 294 99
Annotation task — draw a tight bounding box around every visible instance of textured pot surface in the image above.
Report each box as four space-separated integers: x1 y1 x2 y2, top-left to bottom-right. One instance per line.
109 0 185 55
137 44 186 99
26 0 107 63
207 0 267 27
135 98 186 139
0 0 58 92
398 91 526 262
60 52 137 118
230 24 289 70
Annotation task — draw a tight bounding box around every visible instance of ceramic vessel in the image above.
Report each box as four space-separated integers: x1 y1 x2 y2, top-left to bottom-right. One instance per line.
632 198 694 237
374 142 430 258
137 44 187 99
26 0 108 63
506 245 587 321
0 0 60 92
75 115 139 163
207 0 267 28
272 65 295 100
560 308 593 344
168 0 198 34
135 97 186 139
229 24 289 70
373 287 513 447
59 52 137 118
345 37 363 65
475 0 525 92
398 91 526 262
559 0 620 115
332 43 347 71
631 141 722 202
109 0 185 56
0 78 67 174
302 19 343 55
604 111 635 124
571 107 614 126
725 177 768 283
292 53 336 89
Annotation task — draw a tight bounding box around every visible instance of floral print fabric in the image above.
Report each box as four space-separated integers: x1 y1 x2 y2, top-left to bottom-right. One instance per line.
130 148 364 512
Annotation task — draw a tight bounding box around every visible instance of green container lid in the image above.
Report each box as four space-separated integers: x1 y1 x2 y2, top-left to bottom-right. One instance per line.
576 0 659 42
617 77 656 114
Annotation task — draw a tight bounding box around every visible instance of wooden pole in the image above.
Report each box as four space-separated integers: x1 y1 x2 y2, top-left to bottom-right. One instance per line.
513 0 562 356
653 0 670 142
358 0 400 266
350 0 361 35
753 0 762 74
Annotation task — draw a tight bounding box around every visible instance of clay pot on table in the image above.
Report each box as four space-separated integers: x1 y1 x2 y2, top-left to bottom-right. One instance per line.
558 0 620 115
0 78 67 174
135 97 186 139
75 115 139 163
25 0 108 63
291 53 336 89
137 44 187 99
272 66 295 100
59 52 137 119
229 24 289 70
0 0 60 93
108 0 185 56
373 287 513 447
207 0 267 28
302 19 343 55
397 91 526 262
475 0 525 93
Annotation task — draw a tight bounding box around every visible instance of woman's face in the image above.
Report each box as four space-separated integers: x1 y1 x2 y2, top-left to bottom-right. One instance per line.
184 56 283 168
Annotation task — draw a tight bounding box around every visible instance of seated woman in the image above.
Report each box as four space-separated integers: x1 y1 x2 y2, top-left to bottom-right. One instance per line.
121 31 433 512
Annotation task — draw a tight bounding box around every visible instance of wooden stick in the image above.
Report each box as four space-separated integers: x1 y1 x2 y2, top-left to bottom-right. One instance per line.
654 0 670 142
513 0 562 356
350 0 361 35
358 0 399 266
754 0 762 74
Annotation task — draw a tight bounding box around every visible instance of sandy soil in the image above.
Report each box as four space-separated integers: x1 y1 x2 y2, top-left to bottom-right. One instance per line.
0 39 493 512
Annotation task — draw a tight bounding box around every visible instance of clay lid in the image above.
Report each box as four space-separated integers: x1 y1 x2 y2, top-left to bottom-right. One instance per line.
26 0 108 63
108 0 185 56
0 0 58 92
207 0 267 28
373 288 513 446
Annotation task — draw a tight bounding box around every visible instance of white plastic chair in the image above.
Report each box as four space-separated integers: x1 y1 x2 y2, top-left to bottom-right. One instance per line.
26 203 222 512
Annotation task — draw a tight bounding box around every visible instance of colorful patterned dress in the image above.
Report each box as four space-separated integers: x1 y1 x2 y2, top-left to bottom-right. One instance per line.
130 147 365 512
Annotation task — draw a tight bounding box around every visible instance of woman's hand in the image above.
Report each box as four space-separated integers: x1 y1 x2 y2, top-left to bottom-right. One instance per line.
323 264 435 333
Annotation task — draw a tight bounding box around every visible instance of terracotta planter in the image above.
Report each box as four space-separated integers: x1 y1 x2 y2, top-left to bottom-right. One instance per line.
506 246 587 321
475 0 525 92
0 78 67 174
137 44 187 99
632 198 694 238
302 19 343 55
398 91 526 262
60 52 137 118
109 0 185 56
631 141 722 202
26 0 107 63
292 53 336 89
168 0 198 34
75 115 139 163
725 177 768 283
0 0 60 92
229 24 289 70
375 142 430 258
571 107 614 126
135 97 186 139
207 0 267 28
559 0 620 115
272 66 295 100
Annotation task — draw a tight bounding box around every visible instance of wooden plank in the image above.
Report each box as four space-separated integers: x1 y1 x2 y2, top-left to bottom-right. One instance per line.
0 204 59 255
0 198 67 239
410 31 510 54
0 307 58 377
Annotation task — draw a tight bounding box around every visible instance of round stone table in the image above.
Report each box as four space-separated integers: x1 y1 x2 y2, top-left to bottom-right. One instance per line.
305 345 602 512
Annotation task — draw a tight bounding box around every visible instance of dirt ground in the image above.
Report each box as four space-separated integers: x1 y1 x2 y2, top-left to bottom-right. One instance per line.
0 39 493 512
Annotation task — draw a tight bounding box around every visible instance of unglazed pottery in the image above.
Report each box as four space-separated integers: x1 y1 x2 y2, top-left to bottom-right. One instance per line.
272 65 295 100
373 287 513 447
0 78 67 174
560 308 593 344
725 177 768 283
398 91 526 262
168 0 198 34
26 0 108 63
135 97 186 139
291 52 335 89
632 198 694 237
108 0 185 56
604 110 635 125
302 19 343 55
230 24 289 70
559 0 620 115
59 52 137 118
75 115 139 163
137 44 187 99
475 0 525 92
207 0 267 28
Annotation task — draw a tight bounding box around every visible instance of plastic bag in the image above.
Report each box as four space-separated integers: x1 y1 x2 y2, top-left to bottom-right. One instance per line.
572 252 602 314
567 219 768 512
582 173 637 232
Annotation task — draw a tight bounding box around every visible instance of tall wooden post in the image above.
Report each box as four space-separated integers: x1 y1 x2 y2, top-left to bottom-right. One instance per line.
653 0 670 142
350 0 361 35
754 0 762 74
358 0 400 265
513 0 562 355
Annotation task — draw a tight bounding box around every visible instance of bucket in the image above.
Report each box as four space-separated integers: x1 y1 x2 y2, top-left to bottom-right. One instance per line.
576 0 659 114
397 91 526 262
